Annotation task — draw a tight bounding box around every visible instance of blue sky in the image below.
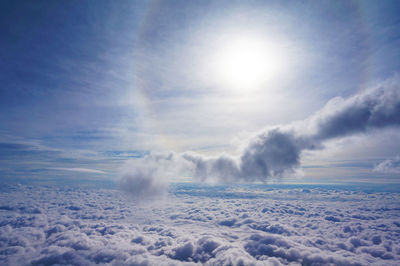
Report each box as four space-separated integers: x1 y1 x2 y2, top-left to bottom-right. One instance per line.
1 0 400 184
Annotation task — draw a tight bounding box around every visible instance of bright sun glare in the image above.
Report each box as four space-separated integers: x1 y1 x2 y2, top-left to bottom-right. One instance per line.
213 36 285 90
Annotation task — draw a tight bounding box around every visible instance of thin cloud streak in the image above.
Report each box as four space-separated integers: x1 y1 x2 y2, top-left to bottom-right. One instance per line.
49 167 106 174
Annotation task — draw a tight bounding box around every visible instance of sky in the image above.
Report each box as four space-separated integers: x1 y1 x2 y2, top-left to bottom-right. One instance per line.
1 0 400 185
2 2 400 265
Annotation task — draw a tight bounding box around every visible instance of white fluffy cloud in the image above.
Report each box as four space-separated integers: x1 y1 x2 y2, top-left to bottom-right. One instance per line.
1 183 399 265
374 156 400 174
118 152 194 200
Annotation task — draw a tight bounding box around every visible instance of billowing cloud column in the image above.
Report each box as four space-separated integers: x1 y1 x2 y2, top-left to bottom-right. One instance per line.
120 76 400 198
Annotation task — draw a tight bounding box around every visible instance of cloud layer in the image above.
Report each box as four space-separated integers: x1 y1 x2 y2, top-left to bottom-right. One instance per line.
1 183 400 265
120 76 400 197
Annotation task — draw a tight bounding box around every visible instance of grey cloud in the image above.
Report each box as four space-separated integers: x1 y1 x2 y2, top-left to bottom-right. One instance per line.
310 77 400 140
239 129 301 181
119 169 167 201
121 76 400 196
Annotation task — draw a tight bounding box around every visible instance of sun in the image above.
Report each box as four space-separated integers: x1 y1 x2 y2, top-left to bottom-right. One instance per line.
212 35 285 90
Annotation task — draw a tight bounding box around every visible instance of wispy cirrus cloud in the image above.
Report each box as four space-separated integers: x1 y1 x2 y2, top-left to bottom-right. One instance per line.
48 167 106 174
